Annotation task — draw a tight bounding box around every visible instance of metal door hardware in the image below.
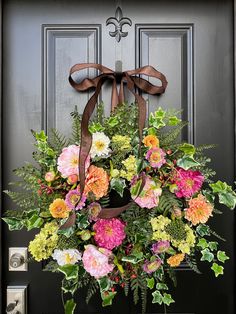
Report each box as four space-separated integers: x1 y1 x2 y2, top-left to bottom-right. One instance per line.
9 248 28 271
6 286 27 314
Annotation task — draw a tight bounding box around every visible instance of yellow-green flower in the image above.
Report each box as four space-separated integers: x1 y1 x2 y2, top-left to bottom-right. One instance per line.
151 216 171 241
112 135 131 150
28 221 58 261
171 225 196 254
120 155 137 181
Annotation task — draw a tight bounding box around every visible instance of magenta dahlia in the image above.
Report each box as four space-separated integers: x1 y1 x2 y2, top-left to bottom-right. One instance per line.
93 218 126 250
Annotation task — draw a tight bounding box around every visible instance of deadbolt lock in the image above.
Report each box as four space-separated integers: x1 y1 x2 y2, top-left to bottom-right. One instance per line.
9 253 25 268
9 248 28 271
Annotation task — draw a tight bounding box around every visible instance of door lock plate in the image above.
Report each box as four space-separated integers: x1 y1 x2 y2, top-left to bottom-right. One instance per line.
9 248 28 271
7 285 27 314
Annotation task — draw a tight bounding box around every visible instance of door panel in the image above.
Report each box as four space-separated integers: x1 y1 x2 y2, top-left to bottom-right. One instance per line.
1 0 234 313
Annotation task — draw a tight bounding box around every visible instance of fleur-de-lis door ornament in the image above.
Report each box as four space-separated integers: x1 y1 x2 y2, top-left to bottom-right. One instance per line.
106 6 132 42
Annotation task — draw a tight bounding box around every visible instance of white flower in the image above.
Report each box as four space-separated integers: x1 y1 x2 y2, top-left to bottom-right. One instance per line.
52 249 82 266
90 132 110 158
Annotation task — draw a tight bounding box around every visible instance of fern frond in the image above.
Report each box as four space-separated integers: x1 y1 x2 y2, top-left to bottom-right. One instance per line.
156 189 182 214
185 255 201 274
159 121 188 147
49 129 70 153
166 268 177 287
4 190 38 210
86 278 99 304
195 144 217 153
70 106 82 144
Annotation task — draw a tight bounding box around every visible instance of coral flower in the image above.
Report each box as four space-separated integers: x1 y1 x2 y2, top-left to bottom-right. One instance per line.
57 145 90 178
146 147 166 168
84 165 109 199
167 253 185 267
93 218 126 250
143 135 159 148
174 168 204 198
131 174 162 209
65 189 86 210
82 245 114 278
185 194 213 225
49 198 71 218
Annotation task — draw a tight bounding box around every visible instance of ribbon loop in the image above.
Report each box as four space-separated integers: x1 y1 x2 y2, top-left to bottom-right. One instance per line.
68 63 168 199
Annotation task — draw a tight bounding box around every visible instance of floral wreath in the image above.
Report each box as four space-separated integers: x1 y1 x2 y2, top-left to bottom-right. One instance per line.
3 64 236 314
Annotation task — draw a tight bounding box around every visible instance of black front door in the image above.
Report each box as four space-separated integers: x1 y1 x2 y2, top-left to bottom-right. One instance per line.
1 0 235 313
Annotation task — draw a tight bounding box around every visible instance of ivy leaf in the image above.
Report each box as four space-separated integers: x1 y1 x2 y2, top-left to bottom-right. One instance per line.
162 293 175 306
89 122 105 133
211 262 224 277
217 251 229 263
2 217 24 231
64 299 76 314
196 224 210 237
200 248 214 262
110 178 126 197
156 283 168 290
208 241 218 251
107 116 119 127
210 181 229 193
76 213 89 229
152 290 163 304
168 116 181 126
101 291 117 307
218 192 236 210
177 155 200 170
25 214 44 231
58 265 78 280
146 278 155 289
179 143 195 156
98 277 111 291
197 238 208 250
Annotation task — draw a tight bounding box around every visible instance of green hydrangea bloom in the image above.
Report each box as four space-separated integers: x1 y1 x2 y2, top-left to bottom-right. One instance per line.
28 221 58 261
112 135 131 150
120 155 137 181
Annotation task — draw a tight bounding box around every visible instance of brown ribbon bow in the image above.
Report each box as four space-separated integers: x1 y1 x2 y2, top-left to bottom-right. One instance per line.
69 63 168 203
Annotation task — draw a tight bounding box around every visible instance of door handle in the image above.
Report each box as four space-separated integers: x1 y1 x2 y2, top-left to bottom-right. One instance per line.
6 300 18 312
9 253 25 269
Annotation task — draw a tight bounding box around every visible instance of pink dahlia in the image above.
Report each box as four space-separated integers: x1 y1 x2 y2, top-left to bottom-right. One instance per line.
131 175 162 209
143 257 162 274
151 240 170 254
93 218 126 250
57 145 90 178
82 245 114 278
173 168 204 198
65 189 86 210
146 147 166 168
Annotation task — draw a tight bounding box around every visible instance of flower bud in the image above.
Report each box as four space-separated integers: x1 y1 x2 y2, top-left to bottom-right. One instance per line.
67 174 78 185
80 230 91 241
45 171 56 182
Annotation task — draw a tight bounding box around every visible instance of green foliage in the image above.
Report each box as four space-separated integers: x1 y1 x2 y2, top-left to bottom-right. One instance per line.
158 121 188 148
210 180 236 209
155 189 182 214
64 299 76 314
217 251 229 263
43 261 59 273
200 248 214 262
177 155 200 170
110 178 126 197
70 106 82 144
211 262 224 277
49 129 70 154
57 234 79 250
166 267 177 287
58 264 79 281
86 278 99 304
130 272 147 314
165 219 187 241
185 254 201 274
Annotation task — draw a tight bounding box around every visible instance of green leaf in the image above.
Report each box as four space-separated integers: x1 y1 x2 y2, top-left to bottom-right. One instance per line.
179 143 196 156
2 217 24 231
218 192 236 209
197 238 209 250
110 178 126 197
196 224 210 237
156 283 168 290
64 299 76 314
208 241 218 251
25 214 44 231
101 291 117 307
200 248 214 262
162 293 175 306
211 262 224 277
217 251 229 263
177 155 200 170
168 116 181 126
58 265 78 280
146 278 155 289
152 290 163 304
58 226 75 238
89 122 105 133
35 130 47 142
98 277 111 291
210 181 229 193
121 255 144 264
108 116 119 127
76 213 90 229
